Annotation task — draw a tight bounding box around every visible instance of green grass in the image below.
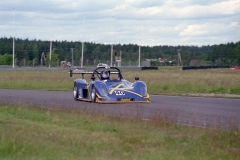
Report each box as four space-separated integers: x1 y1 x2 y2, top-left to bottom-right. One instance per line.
0 68 239 159
0 70 72 91
0 104 239 160
0 67 240 95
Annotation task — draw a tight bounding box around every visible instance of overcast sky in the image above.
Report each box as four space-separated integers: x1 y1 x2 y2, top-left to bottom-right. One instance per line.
0 0 239 46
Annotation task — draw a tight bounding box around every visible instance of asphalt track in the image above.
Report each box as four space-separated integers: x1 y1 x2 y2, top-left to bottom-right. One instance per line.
0 89 239 130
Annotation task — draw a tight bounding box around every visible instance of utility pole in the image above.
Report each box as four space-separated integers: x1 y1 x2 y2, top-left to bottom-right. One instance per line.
41 52 46 67
81 14 85 68
138 45 141 67
12 8 15 68
49 11 53 68
177 49 182 66
111 45 113 67
120 50 122 67
110 16 114 67
120 50 122 60
138 18 142 67
49 40 52 68
70 48 75 68
81 42 84 67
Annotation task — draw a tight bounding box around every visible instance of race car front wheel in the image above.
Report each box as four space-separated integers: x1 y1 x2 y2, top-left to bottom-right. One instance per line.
91 85 96 103
73 84 78 101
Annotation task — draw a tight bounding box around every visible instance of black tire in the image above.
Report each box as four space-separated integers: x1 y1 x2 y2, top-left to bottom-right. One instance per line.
73 84 78 101
91 85 96 103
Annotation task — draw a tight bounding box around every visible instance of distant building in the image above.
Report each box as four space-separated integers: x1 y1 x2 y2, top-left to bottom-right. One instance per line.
158 58 167 63
168 60 176 66
142 60 150 67
146 59 158 62
143 59 158 67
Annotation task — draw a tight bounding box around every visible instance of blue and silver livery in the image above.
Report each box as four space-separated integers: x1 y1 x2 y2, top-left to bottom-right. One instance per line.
70 67 150 103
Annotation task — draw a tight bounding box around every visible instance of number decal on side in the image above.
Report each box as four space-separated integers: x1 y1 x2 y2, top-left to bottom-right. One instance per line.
114 91 125 96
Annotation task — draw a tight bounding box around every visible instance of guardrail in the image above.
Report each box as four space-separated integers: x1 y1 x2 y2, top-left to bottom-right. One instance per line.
141 66 158 70
182 65 230 70
0 65 143 71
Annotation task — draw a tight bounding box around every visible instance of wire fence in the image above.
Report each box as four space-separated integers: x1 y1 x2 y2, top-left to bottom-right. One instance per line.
13 59 145 68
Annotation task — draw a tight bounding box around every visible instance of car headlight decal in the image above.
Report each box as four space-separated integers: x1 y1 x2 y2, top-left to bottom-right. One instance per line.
140 84 147 97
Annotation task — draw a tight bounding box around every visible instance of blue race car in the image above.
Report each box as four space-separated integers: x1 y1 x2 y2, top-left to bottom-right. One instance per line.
70 67 150 103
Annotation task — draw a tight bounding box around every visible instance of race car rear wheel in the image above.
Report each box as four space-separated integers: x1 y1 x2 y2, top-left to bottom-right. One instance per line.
73 84 78 101
91 85 96 103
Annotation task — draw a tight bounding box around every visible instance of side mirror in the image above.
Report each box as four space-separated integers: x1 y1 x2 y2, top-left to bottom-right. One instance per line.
135 77 139 81
70 69 72 77
91 74 95 81
91 76 95 81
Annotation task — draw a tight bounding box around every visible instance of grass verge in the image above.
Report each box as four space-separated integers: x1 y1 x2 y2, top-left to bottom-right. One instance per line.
0 68 240 95
0 103 239 160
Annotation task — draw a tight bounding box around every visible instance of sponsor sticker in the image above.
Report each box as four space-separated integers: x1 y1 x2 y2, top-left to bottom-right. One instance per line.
120 98 131 102
114 90 125 96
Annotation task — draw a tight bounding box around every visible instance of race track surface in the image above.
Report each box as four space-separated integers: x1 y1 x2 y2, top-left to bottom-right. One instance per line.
0 89 239 130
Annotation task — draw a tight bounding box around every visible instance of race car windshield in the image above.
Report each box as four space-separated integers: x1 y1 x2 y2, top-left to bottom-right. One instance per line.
108 80 133 89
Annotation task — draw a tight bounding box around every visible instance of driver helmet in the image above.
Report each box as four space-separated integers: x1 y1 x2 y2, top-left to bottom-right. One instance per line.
100 70 109 80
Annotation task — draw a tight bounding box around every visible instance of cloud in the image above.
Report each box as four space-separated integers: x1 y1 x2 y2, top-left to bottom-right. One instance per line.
230 22 238 27
0 0 239 46
179 22 239 37
178 20 240 45
179 24 210 37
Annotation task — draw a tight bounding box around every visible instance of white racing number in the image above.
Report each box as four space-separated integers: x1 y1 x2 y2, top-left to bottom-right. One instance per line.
114 90 125 96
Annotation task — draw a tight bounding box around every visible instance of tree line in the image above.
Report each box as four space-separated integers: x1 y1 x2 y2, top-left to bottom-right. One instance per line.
0 37 239 66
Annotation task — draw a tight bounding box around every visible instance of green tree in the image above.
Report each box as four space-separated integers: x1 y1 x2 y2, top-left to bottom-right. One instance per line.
46 48 59 67
32 43 39 60
0 53 13 65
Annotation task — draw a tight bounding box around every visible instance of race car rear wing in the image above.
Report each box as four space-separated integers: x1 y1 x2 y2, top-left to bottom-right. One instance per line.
69 67 123 80
69 69 92 78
